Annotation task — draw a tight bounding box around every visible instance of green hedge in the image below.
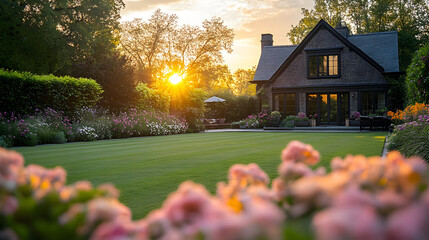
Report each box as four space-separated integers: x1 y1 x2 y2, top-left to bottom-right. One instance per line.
0 69 102 115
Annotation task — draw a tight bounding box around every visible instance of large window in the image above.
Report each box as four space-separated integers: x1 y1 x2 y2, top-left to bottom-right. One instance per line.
361 92 386 115
274 93 296 116
308 55 339 77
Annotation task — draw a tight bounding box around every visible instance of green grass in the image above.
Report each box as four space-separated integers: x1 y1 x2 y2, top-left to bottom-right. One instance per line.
13 132 386 219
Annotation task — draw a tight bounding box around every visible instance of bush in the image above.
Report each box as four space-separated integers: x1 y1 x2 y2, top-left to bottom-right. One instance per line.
282 120 295 128
52 132 66 144
73 125 98 142
388 115 429 162
0 136 7 148
406 44 429 104
0 69 103 116
205 90 257 122
3 141 429 239
136 83 170 113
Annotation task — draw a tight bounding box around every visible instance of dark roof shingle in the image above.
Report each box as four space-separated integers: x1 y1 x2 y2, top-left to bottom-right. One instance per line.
348 31 399 73
253 45 297 81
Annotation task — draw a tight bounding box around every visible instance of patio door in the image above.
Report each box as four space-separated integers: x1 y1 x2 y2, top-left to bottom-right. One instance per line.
307 93 349 125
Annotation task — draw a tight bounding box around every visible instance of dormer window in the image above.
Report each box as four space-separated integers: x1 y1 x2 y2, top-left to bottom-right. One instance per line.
306 48 341 78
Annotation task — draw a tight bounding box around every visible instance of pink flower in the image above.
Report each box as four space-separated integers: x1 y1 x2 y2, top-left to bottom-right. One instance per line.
281 141 320 165
0 148 24 190
313 206 384 240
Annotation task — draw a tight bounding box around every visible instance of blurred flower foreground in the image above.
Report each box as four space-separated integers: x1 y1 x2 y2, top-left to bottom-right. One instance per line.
1 141 429 240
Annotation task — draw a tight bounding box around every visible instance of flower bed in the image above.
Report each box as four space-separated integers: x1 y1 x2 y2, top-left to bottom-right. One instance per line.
388 103 429 162
232 111 282 128
2 141 429 239
0 108 188 147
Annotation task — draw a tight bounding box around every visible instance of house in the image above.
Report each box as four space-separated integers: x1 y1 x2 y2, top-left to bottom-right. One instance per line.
251 19 400 125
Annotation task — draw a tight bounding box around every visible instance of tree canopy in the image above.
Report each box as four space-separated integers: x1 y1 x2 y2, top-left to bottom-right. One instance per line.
0 0 124 75
120 9 235 89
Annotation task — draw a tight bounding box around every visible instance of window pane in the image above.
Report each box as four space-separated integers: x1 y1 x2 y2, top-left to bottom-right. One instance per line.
309 56 318 76
278 94 285 114
329 55 338 75
340 93 349 122
329 94 338 123
318 56 328 76
361 92 373 115
307 94 318 118
320 94 328 122
285 94 296 116
375 92 385 110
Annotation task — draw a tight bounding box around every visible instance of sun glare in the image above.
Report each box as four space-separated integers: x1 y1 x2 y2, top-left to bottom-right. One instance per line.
169 73 183 85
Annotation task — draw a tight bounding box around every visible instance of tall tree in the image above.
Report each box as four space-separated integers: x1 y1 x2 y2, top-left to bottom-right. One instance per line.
120 9 234 88
0 0 124 75
287 0 346 44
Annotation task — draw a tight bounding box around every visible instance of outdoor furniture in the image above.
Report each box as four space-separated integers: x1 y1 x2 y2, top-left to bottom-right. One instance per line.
360 116 372 131
372 116 385 130
360 116 391 131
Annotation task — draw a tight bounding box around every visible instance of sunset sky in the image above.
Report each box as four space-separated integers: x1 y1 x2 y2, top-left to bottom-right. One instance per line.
121 0 314 72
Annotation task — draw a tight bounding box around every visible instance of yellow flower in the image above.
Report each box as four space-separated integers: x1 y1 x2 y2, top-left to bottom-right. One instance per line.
227 196 243 213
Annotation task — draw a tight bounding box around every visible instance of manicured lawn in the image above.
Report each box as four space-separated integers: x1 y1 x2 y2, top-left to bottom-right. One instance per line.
13 132 386 219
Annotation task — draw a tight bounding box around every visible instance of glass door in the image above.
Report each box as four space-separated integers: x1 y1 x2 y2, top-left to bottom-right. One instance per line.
307 93 349 125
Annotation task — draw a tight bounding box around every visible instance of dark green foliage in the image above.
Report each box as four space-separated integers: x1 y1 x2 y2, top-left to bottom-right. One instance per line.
0 0 124 75
406 45 429 104
0 136 8 148
0 70 103 116
52 132 66 144
388 125 429 162
205 90 257 122
71 53 137 111
35 127 59 145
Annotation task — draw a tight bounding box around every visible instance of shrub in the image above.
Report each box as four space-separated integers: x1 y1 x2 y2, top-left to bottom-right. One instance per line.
0 136 7 148
267 111 282 127
136 83 170 113
350 111 361 120
388 115 429 162
0 69 102 116
205 89 257 122
73 125 98 142
52 132 66 144
406 44 429 104
3 141 429 239
388 103 429 123
282 120 295 128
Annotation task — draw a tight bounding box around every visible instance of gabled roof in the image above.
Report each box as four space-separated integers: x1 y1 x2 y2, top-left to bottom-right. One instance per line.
348 32 399 72
252 45 297 82
253 19 400 82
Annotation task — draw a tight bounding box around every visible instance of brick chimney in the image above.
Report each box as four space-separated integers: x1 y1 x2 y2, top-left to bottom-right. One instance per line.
261 34 273 51
335 21 349 38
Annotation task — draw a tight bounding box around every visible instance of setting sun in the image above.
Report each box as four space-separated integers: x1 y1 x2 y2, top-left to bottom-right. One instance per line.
169 73 183 85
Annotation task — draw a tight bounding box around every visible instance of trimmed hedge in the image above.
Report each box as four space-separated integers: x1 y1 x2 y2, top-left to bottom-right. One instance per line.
0 69 102 116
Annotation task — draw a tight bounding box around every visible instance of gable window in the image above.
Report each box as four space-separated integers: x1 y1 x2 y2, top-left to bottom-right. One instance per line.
308 55 339 77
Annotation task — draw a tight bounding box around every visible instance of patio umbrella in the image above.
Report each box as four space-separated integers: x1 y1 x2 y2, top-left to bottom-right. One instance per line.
204 96 226 103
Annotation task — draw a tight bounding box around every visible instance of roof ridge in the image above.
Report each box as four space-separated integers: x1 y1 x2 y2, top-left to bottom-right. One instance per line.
349 31 397 37
264 45 297 48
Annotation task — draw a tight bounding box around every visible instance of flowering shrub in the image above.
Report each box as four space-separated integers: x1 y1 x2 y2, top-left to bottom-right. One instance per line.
111 109 187 138
388 103 429 162
350 111 361 120
74 126 99 141
405 44 429 103
2 141 429 239
387 103 429 122
236 111 282 128
297 112 307 120
0 108 188 147
308 114 318 120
